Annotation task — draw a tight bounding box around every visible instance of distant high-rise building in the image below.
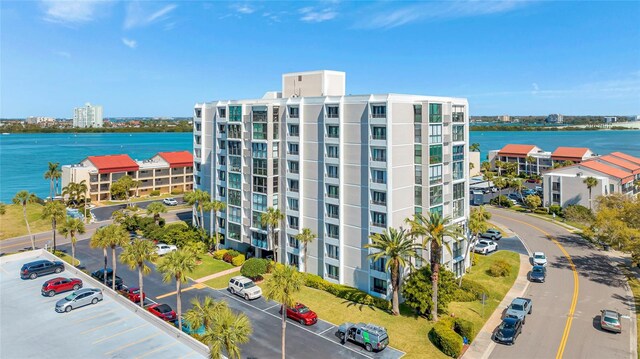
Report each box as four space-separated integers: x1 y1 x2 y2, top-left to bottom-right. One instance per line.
73 103 103 128
545 114 564 123
604 116 617 123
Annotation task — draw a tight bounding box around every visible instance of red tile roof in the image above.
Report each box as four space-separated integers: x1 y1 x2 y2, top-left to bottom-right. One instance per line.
87 154 139 174
581 161 634 184
610 152 640 166
551 147 591 162
598 155 640 175
157 151 193 168
498 144 538 158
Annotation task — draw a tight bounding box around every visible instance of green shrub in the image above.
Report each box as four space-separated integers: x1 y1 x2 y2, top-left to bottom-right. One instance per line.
171 189 183 195
240 258 268 279
490 195 513 208
471 253 478 266
488 260 512 277
453 288 477 302
563 204 594 224
299 273 390 311
303 273 328 291
453 318 476 342
460 278 489 300
534 208 549 214
212 249 228 260
266 260 278 273
231 254 245 267
549 204 563 216
429 318 463 358
150 190 161 196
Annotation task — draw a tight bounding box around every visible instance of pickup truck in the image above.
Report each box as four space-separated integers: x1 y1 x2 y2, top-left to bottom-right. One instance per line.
505 297 532 324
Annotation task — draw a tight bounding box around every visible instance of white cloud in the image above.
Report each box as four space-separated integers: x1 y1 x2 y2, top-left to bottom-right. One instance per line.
124 2 177 29
231 3 256 14
122 38 137 49
40 0 108 24
299 6 337 23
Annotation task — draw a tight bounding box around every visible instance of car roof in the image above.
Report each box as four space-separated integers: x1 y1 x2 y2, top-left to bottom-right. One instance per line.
25 260 49 266
512 298 528 305
75 288 98 294
45 277 67 282
602 310 619 317
533 252 545 256
502 317 519 324
231 276 252 283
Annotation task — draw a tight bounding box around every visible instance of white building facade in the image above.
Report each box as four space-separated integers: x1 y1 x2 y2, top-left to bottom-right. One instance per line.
194 71 470 298
73 103 103 128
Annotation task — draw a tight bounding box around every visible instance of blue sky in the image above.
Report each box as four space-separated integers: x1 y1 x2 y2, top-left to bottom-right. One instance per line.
1 1 639 118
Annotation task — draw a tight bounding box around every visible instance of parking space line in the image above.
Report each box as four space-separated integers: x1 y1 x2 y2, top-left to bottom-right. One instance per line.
134 342 178 359
80 318 125 334
73 311 114 324
319 326 335 335
104 333 160 355
93 323 148 344
263 303 280 311
156 285 200 299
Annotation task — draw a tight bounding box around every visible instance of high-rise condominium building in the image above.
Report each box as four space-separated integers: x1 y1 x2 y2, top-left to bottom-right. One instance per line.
194 70 470 298
73 103 103 128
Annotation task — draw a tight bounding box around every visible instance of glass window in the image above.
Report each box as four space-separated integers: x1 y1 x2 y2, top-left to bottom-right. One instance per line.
372 169 386 184
228 173 241 190
327 165 339 178
273 159 279 175
372 148 386 162
252 143 267 158
453 182 465 200
371 257 385 272
372 211 386 227
288 106 299 118
415 186 422 206
228 141 241 156
288 216 299 230
288 143 299 155
327 185 339 199
272 106 280 122
327 145 339 158
326 106 339 118
452 105 465 122
253 158 267 176
288 124 299 136
453 145 464 162
287 197 299 211
228 190 241 206
288 253 299 267
228 156 241 172
327 204 339 218
327 224 339 238
251 231 267 248
372 191 386 205
453 161 464 180
288 160 299 174
429 165 442 185
414 104 422 123
228 223 241 240
327 264 339 280
252 108 267 122
453 199 464 219
414 124 422 142
430 186 443 206
429 145 443 164
252 123 267 140
288 179 299 192
218 108 226 118
218 155 226 166
218 170 226 181
229 105 242 122
272 176 278 193
326 244 339 259
371 104 386 118
372 126 386 140
252 211 266 230
453 125 464 142
429 103 442 123
253 194 267 211
415 166 422 185
327 125 339 138
288 235 299 249
273 123 279 140
430 205 443 216
372 278 387 294
253 177 267 193
415 145 422 164
429 124 442 143
228 207 241 223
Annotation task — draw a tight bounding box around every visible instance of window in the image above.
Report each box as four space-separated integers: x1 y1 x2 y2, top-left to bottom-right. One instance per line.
253 194 267 212
218 124 226 134
288 124 299 137
429 103 442 123
430 165 442 185
273 123 279 140
252 143 267 159
453 182 465 200
327 224 339 239
453 145 464 162
415 186 422 206
228 156 241 172
453 161 464 180
452 105 465 122
371 104 386 118
273 106 280 122
217 140 225 149
327 165 339 178
372 278 387 294
327 125 339 138
415 248 423 268
288 106 299 118
372 191 386 205
452 125 464 142
430 186 443 206
228 190 241 206
415 166 422 185
252 123 267 140
327 145 339 158
288 143 299 155
218 170 226 181
287 197 299 211
272 176 278 193
218 108 226 118
288 235 299 249
372 126 386 140
288 253 299 268
229 105 242 122
372 148 386 162
228 173 241 190
252 108 267 122
414 124 422 142
252 231 267 248
273 159 279 175
228 223 241 240
272 142 279 157
288 160 299 174
327 204 339 218
371 258 386 272
228 141 241 156
326 244 339 259
327 185 339 199
453 199 464 219
453 260 464 277
228 207 241 223
429 124 442 143
218 186 226 197
288 179 299 192
430 205 443 216
218 155 226 166
552 193 560 203
288 216 299 230
415 145 422 164
372 211 386 227
552 182 560 191
414 104 422 123
372 169 386 184
253 158 267 176
327 265 339 280
430 145 443 164
327 106 339 118
253 177 267 193
252 211 266 230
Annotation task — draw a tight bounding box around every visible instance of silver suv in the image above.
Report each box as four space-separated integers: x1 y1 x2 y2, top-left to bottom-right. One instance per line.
228 276 262 300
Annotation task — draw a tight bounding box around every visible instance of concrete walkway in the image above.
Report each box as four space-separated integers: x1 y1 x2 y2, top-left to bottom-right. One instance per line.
194 265 241 283
462 253 530 359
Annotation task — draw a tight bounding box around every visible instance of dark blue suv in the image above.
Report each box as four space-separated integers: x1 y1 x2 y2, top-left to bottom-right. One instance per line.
20 260 65 279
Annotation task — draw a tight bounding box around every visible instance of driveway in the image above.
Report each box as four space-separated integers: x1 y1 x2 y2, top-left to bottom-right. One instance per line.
92 196 186 222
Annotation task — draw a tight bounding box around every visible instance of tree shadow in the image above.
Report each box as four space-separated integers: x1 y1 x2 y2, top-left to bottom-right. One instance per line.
548 251 628 288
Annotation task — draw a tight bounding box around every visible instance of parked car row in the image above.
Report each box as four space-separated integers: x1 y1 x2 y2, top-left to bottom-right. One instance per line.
494 297 533 345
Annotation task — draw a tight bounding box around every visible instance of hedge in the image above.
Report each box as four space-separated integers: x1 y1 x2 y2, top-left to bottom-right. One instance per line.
453 317 476 342
212 249 228 260
301 273 390 311
460 278 489 300
231 254 246 267
453 288 477 302
240 258 268 279
150 190 161 196
488 260 511 277
429 318 463 358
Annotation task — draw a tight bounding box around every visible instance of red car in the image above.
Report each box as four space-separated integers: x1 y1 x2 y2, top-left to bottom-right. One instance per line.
281 303 318 325
147 303 176 321
41 277 82 297
119 286 146 303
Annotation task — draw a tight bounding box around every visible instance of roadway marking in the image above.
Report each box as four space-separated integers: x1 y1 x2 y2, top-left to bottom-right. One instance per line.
80 318 125 334
319 326 336 335
93 323 148 344
104 333 160 355
264 303 280 311
134 341 178 359
73 311 114 324
493 213 579 359
155 284 202 299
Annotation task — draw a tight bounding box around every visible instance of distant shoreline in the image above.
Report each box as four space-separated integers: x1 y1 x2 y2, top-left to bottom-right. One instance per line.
0 127 192 134
470 125 638 132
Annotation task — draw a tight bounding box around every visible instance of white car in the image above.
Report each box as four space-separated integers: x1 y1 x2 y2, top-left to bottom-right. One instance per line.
163 198 178 206
473 240 498 254
155 243 177 256
532 252 547 266
228 276 262 300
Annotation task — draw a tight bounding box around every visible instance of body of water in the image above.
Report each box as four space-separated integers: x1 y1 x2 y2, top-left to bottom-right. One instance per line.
0 130 638 202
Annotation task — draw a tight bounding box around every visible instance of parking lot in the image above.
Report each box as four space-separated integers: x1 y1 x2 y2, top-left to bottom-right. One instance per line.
65 240 406 359
0 251 206 359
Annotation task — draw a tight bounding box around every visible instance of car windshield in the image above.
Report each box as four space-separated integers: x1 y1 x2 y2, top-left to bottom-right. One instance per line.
500 321 515 329
511 304 523 311
64 292 78 301
298 306 310 314
131 289 140 294
533 267 544 273
534 254 545 259
476 244 487 247
244 282 256 289
604 316 619 324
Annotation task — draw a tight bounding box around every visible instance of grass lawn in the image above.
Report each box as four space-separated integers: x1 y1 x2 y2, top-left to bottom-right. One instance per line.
0 203 51 240
52 250 80 266
188 255 234 280
204 271 239 289
249 251 519 359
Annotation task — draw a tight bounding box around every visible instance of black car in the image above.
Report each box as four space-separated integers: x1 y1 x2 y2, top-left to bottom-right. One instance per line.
20 260 65 279
530 265 546 283
91 268 123 288
494 317 522 345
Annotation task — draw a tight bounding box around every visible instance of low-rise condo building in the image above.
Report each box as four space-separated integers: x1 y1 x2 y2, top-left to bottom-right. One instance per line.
488 144 595 176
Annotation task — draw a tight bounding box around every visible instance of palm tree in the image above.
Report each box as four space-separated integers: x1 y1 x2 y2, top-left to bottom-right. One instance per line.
420 212 462 322
261 207 284 262
495 160 504 177
294 228 317 271
204 200 227 251
366 227 420 315
469 143 480 152
510 178 525 198
157 250 197 329
12 191 38 250
44 162 61 200
583 176 599 210
184 296 228 330
459 207 490 285
525 156 536 176
90 227 110 285
41 201 66 252
102 224 129 290
480 161 491 173
119 239 158 308
469 162 475 172
264 265 305 359
184 190 200 227
493 177 507 197
202 305 252 359
185 189 210 228
58 217 86 266
146 202 167 224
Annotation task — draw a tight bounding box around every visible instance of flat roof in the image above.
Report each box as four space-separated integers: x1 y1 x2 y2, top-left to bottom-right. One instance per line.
0 250 207 359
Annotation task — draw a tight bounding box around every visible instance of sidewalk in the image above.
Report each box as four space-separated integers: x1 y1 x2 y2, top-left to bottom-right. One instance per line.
462 253 530 359
194 266 241 283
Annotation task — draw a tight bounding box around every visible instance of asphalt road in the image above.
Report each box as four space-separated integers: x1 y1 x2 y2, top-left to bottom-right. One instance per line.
487 208 635 359
92 196 186 222
60 240 405 359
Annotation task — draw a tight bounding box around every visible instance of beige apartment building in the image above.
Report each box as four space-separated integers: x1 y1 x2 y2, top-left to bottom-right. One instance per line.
62 152 193 202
